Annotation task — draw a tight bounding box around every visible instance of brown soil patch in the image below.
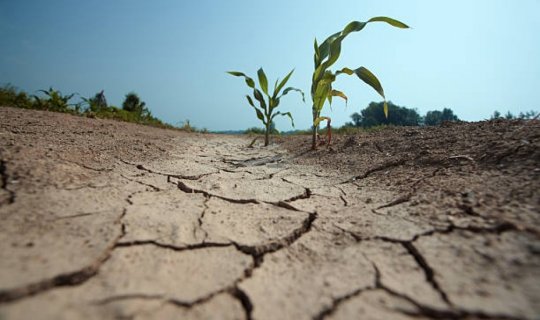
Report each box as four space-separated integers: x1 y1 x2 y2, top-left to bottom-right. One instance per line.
1 107 539 320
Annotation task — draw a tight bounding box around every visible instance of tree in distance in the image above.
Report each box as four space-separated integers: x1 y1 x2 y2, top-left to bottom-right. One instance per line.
122 92 148 117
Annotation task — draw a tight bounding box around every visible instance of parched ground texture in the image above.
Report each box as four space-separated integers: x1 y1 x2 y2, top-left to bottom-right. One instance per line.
0 106 539 320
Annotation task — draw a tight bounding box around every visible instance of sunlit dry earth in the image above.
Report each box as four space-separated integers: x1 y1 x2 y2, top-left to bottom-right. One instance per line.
0 107 539 320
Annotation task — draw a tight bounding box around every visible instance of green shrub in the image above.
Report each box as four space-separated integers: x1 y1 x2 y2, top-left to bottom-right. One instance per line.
0 84 34 109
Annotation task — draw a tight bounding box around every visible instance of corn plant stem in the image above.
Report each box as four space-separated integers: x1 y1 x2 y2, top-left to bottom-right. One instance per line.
265 122 270 146
312 108 318 150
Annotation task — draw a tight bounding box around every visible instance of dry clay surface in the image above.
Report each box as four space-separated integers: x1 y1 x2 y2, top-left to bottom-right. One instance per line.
0 107 539 320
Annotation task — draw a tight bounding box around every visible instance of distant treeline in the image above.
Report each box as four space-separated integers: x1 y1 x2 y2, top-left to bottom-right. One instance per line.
489 110 538 120
344 101 534 128
249 101 538 135
345 101 458 128
0 84 206 132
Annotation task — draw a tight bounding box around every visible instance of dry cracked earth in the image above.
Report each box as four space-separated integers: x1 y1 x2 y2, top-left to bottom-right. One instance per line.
0 107 539 320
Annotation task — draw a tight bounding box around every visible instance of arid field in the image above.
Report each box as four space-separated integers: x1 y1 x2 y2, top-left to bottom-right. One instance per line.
0 106 539 319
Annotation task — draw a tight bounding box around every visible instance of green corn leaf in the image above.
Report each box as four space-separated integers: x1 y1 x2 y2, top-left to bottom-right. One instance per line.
318 31 341 62
314 81 331 112
383 101 389 118
368 16 410 29
227 71 256 88
324 35 345 68
355 66 385 99
253 89 267 112
272 111 295 127
282 87 305 102
270 97 281 111
330 90 348 105
246 95 255 108
312 64 326 87
274 69 295 97
336 67 354 75
254 107 265 124
342 21 368 35
313 116 330 127
246 95 265 123
257 68 269 95
314 38 320 68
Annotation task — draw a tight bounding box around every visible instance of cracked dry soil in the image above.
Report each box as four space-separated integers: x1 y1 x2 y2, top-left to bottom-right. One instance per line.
0 107 539 320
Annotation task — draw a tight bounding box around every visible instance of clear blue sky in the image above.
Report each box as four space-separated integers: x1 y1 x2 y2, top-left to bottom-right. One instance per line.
1 0 539 130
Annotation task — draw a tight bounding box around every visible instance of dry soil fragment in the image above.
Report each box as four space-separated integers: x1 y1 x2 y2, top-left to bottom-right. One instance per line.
142 293 245 320
175 170 306 203
362 240 447 309
315 204 436 242
0 188 125 293
85 245 252 303
415 230 540 319
121 190 207 246
326 289 426 320
202 197 310 247
136 157 219 178
240 230 375 320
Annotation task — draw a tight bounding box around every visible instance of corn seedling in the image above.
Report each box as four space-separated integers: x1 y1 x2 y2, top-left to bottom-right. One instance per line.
228 68 304 146
33 87 77 113
311 17 409 149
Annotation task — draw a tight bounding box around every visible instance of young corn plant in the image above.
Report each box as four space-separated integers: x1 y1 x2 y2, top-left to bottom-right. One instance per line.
228 68 304 146
33 87 77 113
311 17 409 149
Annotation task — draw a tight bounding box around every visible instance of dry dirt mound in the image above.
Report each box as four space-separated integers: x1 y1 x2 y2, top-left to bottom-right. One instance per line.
0 107 539 320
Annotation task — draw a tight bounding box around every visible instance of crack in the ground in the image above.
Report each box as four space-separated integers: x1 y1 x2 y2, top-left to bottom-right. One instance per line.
230 287 254 320
119 173 162 192
233 212 317 263
312 287 376 320
93 282 254 320
222 155 283 168
368 262 523 320
118 158 218 181
0 159 16 205
0 189 138 304
344 157 408 183
174 175 313 209
0 219 125 304
175 179 259 204
51 210 113 221
58 183 112 191
196 196 211 242
283 187 312 203
334 221 527 315
115 240 232 251
253 168 288 181
375 193 412 210
400 242 451 306
61 158 114 173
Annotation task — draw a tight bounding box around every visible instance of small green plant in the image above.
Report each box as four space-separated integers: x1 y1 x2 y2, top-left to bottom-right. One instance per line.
0 84 33 109
310 17 409 149
228 68 304 146
82 90 108 113
33 87 77 113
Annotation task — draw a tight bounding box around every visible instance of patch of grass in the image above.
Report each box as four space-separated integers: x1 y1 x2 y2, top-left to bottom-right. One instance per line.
0 84 202 131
